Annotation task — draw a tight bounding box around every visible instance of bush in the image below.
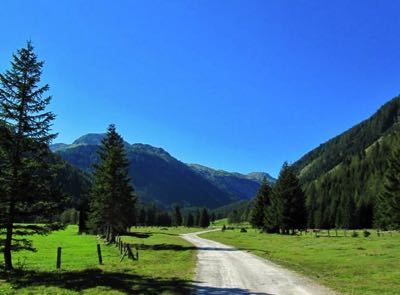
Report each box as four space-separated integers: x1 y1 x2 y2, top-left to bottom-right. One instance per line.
352 231 359 238
240 228 247 233
222 224 226 232
363 230 371 237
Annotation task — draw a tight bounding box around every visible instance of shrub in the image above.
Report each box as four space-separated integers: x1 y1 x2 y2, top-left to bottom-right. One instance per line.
363 230 371 237
240 228 247 233
222 224 226 232
352 231 359 238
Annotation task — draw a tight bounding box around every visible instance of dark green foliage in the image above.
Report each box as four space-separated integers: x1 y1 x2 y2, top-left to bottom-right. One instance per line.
138 207 147 226
376 147 400 229
0 41 59 270
250 179 271 229
173 205 183 226
199 208 210 228
185 213 194 227
227 209 241 224
363 230 371 237
88 125 136 243
294 96 400 229
194 209 201 227
265 163 306 234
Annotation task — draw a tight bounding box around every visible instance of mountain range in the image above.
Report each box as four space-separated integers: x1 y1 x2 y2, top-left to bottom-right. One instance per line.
51 135 274 209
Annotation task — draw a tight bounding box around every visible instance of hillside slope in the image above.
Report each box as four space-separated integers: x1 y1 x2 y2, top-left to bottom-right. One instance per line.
292 96 400 228
51 135 272 208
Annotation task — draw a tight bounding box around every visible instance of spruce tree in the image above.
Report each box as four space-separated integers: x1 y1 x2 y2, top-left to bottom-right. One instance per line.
185 213 194 227
194 208 201 227
269 162 306 234
377 148 400 229
88 124 136 243
0 41 59 270
173 204 183 226
199 208 210 228
250 179 271 229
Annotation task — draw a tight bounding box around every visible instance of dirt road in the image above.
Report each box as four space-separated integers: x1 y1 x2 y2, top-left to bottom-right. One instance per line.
181 231 337 295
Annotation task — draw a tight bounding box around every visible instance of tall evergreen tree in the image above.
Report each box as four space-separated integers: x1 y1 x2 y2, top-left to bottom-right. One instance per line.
88 124 136 243
0 41 59 270
269 162 306 234
173 204 183 226
185 212 194 227
199 208 210 228
194 208 201 227
250 179 271 229
377 148 400 229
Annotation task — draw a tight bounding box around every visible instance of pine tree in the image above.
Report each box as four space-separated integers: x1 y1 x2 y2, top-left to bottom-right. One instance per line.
173 204 183 226
185 213 194 227
0 41 59 270
250 179 271 229
269 162 306 234
88 124 136 243
199 208 210 228
194 208 201 227
377 148 400 229
138 207 147 226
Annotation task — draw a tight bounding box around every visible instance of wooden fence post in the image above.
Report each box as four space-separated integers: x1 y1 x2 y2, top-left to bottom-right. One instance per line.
56 247 62 270
97 244 103 265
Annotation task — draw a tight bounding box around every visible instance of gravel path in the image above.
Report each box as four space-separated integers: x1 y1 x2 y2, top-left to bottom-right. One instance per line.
181 230 338 295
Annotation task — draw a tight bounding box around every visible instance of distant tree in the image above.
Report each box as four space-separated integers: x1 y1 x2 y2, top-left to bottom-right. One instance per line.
173 204 183 226
228 209 241 224
88 124 136 243
250 179 272 229
138 207 147 226
376 148 400 229
146 205 156 226
210 212 216 223
185 213 195 227
156 212 172 227
268 162 306 234
199 208 210 228
194 208 201 227
0 41 60 270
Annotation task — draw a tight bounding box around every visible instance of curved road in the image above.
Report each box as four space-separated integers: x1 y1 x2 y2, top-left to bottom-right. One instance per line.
181 231 337 295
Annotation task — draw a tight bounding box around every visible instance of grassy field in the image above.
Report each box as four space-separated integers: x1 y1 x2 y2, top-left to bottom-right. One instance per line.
201 228 400 295
0 225 200 295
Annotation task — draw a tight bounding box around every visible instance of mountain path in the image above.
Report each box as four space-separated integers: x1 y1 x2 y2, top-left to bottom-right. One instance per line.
181 230 338 295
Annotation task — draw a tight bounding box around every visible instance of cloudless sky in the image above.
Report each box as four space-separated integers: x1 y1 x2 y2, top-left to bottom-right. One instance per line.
1 0 400 177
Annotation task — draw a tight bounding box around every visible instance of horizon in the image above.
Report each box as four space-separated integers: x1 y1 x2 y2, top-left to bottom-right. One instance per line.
1 1 400 177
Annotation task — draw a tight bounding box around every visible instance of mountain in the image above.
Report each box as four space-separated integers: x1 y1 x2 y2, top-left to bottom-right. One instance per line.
51 136 273 208
189 164 274 200
292 95 400 229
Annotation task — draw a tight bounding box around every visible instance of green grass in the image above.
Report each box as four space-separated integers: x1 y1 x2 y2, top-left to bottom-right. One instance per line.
0 225 199 294
201 228 400 295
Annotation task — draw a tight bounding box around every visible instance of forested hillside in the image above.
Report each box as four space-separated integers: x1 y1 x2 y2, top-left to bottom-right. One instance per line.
293 96 400 229
51 135 270 208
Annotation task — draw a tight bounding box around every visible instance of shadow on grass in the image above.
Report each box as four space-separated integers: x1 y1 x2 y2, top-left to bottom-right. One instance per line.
0 268 191 295
133 243 238 252
0 269 268 295
123 232 153 239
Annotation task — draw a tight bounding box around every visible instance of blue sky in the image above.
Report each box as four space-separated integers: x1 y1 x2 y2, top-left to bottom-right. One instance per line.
1 1 399 177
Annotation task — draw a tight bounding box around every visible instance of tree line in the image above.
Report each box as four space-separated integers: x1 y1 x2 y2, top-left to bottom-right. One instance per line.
250 162 306 233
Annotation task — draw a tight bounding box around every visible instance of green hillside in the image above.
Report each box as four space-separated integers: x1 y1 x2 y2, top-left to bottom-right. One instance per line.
292 96 400 228
51 135 271 208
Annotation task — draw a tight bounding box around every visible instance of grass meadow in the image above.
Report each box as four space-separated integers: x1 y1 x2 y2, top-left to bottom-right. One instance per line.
0 225 199 295
201 228 400 295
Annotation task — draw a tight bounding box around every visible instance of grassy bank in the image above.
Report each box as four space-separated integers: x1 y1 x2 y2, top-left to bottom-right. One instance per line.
0 225 198 294
201 229 400 295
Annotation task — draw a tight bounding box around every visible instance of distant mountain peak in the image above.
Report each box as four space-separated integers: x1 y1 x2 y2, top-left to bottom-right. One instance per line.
72 133 106 146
